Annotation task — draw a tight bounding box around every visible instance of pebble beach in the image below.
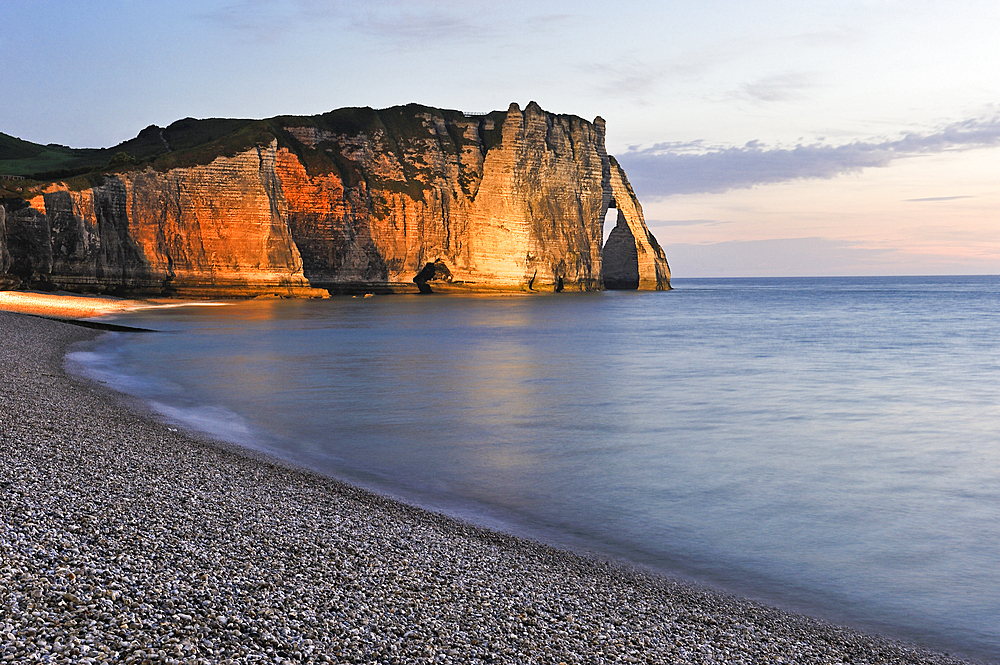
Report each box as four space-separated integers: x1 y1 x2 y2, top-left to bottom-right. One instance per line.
0 309 984 664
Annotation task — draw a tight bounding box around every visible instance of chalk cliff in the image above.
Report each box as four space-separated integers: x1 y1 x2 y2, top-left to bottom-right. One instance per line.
3 152 319 296
0 103 670 295
0 205 11 288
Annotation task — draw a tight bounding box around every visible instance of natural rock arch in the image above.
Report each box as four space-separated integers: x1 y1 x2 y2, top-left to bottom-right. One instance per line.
599 157 671 290
602 200 640 290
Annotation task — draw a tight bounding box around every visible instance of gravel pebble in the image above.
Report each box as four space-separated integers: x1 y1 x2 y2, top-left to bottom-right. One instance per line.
0 311 986 664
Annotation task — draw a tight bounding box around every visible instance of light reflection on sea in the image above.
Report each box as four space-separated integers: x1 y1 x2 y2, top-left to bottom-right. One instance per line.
68 276 1000 662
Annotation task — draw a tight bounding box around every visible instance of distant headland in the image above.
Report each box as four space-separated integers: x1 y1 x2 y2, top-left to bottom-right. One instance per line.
0 103 669 296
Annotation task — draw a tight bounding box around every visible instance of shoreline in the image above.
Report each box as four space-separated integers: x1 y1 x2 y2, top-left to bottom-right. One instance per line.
0 310 987 664
0 290 154 319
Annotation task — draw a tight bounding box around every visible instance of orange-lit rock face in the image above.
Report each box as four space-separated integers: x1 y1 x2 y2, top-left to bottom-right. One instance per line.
4 148 317 295
277 102 668 292
0 103 669 295
123 147 312 294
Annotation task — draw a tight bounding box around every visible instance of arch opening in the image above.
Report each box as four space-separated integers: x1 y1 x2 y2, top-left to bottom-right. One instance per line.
601 207 640 290
601 197 618 248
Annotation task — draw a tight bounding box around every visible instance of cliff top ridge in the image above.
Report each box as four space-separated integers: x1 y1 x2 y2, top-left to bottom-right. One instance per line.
0 102 600 199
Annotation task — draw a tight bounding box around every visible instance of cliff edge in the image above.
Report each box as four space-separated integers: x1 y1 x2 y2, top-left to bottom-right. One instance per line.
0 103 670 295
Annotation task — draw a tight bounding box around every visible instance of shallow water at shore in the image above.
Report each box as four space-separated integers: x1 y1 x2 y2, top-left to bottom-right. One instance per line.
72 276 1000 660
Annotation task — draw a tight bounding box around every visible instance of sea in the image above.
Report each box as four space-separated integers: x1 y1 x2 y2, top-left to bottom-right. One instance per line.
67 276 1000 661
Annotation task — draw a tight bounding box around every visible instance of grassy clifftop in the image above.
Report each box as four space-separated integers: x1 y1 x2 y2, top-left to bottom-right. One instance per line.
0 117 259 184
0 133 104 179
0 105 508 198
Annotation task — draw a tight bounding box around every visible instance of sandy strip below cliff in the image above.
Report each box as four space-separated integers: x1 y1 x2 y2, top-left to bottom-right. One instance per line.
0 311 982 665
0 291 153 319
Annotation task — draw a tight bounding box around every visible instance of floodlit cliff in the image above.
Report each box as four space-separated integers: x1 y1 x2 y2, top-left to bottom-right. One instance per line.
0 103 670 295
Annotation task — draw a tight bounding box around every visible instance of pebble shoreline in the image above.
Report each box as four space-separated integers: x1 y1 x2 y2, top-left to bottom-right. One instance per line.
0 311 983 664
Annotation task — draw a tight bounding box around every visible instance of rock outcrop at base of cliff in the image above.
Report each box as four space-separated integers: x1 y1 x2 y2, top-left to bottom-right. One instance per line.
0 103 670 295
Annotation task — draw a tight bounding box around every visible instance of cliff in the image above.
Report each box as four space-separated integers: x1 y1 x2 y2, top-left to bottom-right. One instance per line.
0 103 669 295
0 205 12 288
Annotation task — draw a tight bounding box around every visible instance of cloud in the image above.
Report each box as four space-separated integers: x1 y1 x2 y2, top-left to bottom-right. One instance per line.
646 219 733 227
905 195 974 202
594 63 663 101
354 10 482 41
665 237 893 277
733 72 817 103
201 0 562 46
617 115 1000 198
201 0 474 42
200 0 345 41
665 236 1000 278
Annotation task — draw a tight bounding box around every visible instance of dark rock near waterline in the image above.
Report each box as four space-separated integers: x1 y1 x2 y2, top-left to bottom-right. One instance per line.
413 259 453 293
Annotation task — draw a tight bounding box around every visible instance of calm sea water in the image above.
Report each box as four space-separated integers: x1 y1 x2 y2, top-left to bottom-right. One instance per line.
70 276 1000 661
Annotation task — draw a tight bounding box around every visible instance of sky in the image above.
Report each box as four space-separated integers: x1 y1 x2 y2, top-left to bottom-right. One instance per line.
2 0 998 277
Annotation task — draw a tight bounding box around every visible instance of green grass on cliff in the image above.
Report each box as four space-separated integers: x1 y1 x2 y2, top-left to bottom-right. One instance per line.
0 133 105 179
0 104 512 198
0 118 271 191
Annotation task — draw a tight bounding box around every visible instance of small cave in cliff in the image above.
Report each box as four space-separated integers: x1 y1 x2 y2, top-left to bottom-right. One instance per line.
602 206 640 290
413 260 453 294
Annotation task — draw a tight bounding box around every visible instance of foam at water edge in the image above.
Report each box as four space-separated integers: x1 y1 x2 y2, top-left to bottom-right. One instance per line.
149 401 259 446
66 336 259 448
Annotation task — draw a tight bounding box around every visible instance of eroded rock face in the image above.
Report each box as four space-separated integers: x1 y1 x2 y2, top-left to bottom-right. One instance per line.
0 204 13 288
4 151 321 296
0 205 7 274
0 103 670 295
275 102 612 292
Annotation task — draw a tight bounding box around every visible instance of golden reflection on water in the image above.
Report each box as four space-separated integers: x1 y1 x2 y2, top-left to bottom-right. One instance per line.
391 297 553 479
